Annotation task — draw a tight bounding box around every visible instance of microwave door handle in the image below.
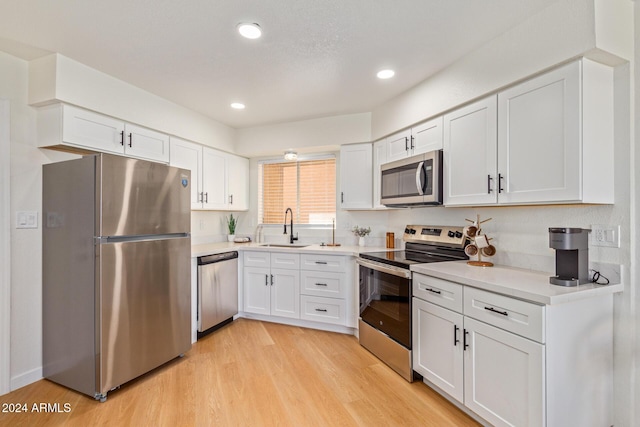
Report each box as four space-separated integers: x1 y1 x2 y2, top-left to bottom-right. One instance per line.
415 161 425 195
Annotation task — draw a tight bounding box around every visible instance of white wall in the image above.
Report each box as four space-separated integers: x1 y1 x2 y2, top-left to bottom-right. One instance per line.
29 54 236 153
235 112 371 157
370 0 631 141
0 51 77 390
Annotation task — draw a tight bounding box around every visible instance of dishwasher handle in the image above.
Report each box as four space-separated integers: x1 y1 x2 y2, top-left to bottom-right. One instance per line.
198 251 239 265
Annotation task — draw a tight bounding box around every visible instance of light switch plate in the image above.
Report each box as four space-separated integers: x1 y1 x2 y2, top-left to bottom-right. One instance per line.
16 211 38 229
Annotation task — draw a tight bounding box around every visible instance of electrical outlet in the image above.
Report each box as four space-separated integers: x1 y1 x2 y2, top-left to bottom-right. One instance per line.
591 224 620 248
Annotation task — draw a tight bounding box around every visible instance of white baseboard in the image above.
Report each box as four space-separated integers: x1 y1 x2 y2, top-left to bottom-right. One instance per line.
11 366 43 392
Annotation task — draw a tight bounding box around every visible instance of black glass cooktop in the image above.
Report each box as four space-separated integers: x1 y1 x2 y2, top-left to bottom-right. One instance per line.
359 250 463 269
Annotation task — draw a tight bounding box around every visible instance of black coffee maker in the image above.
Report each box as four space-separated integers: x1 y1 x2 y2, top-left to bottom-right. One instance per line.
548 228 589 286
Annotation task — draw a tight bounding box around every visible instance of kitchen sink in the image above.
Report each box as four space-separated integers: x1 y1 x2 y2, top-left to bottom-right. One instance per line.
260 244 310 248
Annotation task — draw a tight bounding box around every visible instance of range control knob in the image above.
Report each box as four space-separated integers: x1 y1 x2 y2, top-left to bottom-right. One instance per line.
448 230 455 238
404 228 411 234
454 231 463 238
411 229 417 234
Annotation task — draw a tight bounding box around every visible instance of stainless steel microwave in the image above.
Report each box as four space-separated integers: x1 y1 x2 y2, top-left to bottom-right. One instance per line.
380 150 443 207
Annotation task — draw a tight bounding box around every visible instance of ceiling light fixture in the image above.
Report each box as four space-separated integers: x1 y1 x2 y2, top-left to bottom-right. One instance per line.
237 23 262 39
284 150 298 161
376 69 395 79
230 102 246 110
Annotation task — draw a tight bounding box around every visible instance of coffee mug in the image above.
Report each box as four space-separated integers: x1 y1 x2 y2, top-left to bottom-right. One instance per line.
464 225 478 238
481 245 496 257
465 244 478 257
475 234 490 248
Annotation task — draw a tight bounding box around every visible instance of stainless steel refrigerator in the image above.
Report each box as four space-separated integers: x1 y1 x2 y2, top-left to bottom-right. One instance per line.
43 153 192 402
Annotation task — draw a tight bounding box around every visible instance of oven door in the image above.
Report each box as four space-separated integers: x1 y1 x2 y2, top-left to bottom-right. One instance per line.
357 258 412 349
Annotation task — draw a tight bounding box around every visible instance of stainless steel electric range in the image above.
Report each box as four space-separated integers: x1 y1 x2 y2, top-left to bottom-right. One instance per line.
356 225 468 382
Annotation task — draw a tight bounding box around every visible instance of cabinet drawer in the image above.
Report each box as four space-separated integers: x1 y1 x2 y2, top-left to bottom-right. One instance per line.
243 251 270 268
270 252 300 270
413 273 463 313
300 270 347 299
464 287 545 343
300 295 346 325
300 254 347 273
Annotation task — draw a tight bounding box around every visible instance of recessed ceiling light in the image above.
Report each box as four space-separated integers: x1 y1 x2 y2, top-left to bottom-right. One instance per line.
230 103 245 110
237 23 262 39
377 69 395 79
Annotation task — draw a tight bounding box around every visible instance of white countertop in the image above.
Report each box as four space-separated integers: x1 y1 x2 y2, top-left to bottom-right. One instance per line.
411 261 623 305
192 241 389 258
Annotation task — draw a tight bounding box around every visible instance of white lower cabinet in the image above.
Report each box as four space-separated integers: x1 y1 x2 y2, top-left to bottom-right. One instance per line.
413 272 612 427
243 252 300 318
243 251 354 329
463 317 544 427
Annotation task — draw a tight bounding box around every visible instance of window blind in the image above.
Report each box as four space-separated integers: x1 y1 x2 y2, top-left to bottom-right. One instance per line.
259 157 336 225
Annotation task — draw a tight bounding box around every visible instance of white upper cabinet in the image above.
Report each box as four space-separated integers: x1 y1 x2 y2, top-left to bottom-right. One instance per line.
386 117 444 163
497 59 613 204
124 123 170 163
340 143 373 209
443 96 498 206
170 137 249 211
386 129 412 162
169 137 203 210
412 116 444 155
444 58 613 207
226 154 249 211
38 104 169 163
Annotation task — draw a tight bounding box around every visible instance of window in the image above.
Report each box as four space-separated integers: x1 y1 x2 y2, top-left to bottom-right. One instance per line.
259 156 336 225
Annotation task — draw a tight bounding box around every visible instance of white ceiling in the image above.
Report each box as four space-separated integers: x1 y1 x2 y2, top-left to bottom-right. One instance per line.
0 0 559 129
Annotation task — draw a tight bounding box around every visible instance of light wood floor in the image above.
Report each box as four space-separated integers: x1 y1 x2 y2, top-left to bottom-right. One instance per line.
0 319 480 426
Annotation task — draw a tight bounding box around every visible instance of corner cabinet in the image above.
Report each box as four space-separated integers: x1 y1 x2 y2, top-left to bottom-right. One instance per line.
170 137 249 211
340 143 373 209
412 273 613 427
444 58 614 206
38 103 169 163
243 251 300 319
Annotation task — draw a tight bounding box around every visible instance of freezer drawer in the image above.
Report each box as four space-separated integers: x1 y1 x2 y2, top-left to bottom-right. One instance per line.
99 236 191 393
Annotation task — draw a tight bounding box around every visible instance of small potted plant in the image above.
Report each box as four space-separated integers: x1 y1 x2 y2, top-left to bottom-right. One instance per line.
352 226 371 246
225 214 238 242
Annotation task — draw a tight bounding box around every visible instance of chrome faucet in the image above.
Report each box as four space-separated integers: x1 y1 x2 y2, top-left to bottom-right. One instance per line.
284 207 298 244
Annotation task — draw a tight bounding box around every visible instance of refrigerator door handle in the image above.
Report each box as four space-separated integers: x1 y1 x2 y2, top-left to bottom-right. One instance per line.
96 233 190 244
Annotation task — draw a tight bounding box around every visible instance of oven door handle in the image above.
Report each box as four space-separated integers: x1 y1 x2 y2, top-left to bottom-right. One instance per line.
356 257 411 279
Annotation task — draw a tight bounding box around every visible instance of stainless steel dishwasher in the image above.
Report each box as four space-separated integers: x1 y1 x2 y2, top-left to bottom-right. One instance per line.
197 251 239 336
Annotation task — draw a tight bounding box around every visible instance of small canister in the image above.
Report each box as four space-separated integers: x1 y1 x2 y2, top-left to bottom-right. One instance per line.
386 232 395 249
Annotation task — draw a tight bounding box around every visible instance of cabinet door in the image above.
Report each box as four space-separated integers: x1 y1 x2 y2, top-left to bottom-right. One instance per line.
270 268 299 319
463 317 544 427
243 267 271 315
443 96 498 206
62 105 125 154
386 129 412 162
372 140 388 209
412 116 443 154
497 61 580 204
226 153 249 210
201 147 227 210
169 137 203 210
413 298 464 403
124 124 170 163
339 143 372 209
